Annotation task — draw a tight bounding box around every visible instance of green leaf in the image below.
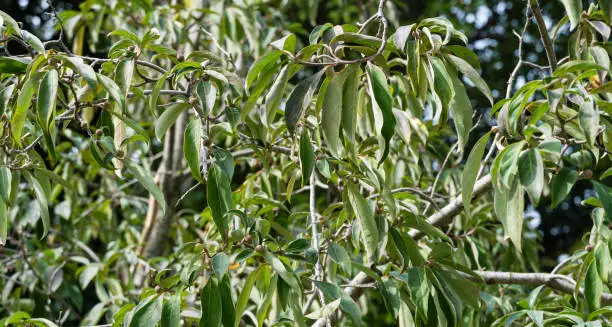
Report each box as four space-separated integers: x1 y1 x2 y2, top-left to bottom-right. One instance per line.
149 70 173 110
196 81 217 116
200 278 222 327
11 73 41 147
305 298 341 320
212 253 229 278
366 63 396 164
342 65 360 146
314 280 362 324
37 69 59 132
309 23 333 45
23 172 50 239
246 50 283 89
321 70 347 156
327 242 350 266
124 159 167 214
130 295 162 327
462 132 490 216
347 182 379 263
219 275 236 327
285 70 325 133
207 164 233 238
0 10 22 35
446 54 494 105
448 65 473 148
435 267 480 308
299 130 315 186
234 266 263 327
184 119 203 183
97 74 126 112
211 148 234 180
578 99 599 148
270 34 297 52
0 197 7 246
592 181 612 223
285 238 310 253
161 293 181 327
56 55 98 90
560 0 583 30
518 149 544 206
0 167 10 203
551 168 578 209
263 252 301 292
585 258 602 312
155 103 189 140
0 57 31 74
264 65 290 126
494 175 524 252
389 227 425 269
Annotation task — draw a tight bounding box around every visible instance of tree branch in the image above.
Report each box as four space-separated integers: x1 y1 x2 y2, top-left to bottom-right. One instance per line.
529 0 557 71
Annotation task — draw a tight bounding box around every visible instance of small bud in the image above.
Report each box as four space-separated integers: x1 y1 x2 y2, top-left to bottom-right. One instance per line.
95 129 103 137
189 96 198 106
582 169 593 179
255 245 265 253
116 149 125 159
127 45 136 52
155 285 161 293
80 121 88 129
586 245 594 252
177 53 184 61
243 234 253 244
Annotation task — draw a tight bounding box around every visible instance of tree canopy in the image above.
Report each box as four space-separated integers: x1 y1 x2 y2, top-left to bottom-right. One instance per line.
1 0 612 326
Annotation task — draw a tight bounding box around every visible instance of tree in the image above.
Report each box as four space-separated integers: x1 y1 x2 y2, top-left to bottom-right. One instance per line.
0 0 611 325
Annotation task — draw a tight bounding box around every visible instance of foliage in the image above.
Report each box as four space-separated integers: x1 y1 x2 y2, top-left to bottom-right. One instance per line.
0 0 612 326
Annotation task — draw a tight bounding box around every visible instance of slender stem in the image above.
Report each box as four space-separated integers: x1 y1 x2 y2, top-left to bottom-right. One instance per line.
529 0 557 71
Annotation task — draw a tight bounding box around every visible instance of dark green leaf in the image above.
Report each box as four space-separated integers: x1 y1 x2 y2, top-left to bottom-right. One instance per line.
161 294 181 327
448 64 473 148
212 253 229 278
321 69 346 156
97 74 126 112
37 69 59 132
219 275 236 327
299 130 315 186
551 168 577 208
592 181 612 223
366 63 396 164
560 0 583 29
155 102 189 140
578 99 599 148
314 280 362 324
196 81 217 116
463 132 490 216
200 278 222 327
129 295 162 327
285 70 325 133
585 258 602 312
347 182 379 263
0 57 30 73
207 164 233 238
184 119 203 183
211 147 234 180
518 149 544 206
